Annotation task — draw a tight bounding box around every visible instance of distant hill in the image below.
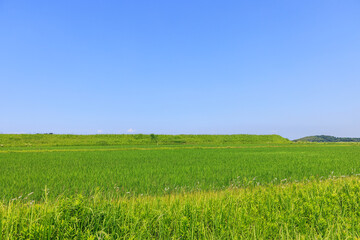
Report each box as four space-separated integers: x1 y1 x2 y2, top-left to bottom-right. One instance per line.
0 134 290 147
294 135 360 142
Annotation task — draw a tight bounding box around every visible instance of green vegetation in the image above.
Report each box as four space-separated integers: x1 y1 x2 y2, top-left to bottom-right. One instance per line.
295 135 360 142
150 133 159 145
2 177 360 239
1 144 360 201
2 135 360 238
0 134 290 147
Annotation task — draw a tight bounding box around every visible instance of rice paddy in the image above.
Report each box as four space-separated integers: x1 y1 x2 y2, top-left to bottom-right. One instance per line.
1 134 360 239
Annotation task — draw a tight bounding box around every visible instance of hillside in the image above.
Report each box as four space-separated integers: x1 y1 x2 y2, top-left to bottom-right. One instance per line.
294 135 360 142
0 134 290 147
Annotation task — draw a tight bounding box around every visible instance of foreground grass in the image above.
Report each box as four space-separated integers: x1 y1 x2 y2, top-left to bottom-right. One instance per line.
2 176 360 239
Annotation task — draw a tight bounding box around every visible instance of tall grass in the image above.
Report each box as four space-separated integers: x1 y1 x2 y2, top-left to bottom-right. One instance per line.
2 176 360 239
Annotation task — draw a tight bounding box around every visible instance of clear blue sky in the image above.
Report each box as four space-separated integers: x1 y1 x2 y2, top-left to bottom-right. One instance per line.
1 1 359 139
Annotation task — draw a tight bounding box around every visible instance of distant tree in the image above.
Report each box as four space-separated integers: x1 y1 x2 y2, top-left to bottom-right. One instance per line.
150 134 158 145
294 135 360 143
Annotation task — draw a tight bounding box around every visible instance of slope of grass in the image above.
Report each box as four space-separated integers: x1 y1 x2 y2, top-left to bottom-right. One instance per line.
0 134 290 147
2 176 360 239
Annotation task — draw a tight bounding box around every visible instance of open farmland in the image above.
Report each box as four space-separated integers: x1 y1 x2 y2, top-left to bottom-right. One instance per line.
1 134 360 239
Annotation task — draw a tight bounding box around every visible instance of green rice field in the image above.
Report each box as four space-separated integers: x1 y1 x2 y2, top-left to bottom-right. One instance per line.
1 134 360 239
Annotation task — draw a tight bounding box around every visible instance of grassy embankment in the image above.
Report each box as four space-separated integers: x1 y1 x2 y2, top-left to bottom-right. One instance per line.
0 134 290 147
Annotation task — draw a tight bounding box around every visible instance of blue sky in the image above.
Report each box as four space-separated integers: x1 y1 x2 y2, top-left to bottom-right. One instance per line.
1 0 359 139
